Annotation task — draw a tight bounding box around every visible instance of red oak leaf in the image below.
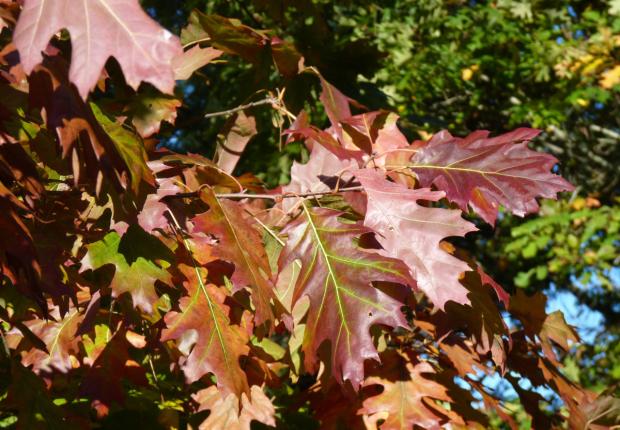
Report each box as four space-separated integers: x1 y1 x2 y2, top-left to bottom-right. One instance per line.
361 350 451 430
278 203 414 389
20 308 83 373
340 111 408 157
80 230 171 313
192 188 277 327
356 169 476 309
161 264 250 397
408 128 574 224
282 143 358 212
192 385 275 430
14 0 182 99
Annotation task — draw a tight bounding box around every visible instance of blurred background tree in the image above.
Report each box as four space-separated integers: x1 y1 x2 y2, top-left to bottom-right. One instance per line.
142 0 620 397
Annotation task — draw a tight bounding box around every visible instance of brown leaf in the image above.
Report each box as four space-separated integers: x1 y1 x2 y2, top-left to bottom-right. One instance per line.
193 188 277 327
361 350 451 430
161 264 250 396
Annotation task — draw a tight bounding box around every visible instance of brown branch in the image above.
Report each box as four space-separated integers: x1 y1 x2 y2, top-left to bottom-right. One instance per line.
166 185 363 201
204 97 278 119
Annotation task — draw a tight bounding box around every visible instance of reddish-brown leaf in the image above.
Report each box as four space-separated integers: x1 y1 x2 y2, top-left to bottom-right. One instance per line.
361 350 451 430
161 264 250 396
193 188 277 327
340 111 408 157
278 203 414 389
408 129 574 224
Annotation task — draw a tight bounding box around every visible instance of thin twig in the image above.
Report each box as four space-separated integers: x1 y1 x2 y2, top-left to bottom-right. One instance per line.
167 185 363 201
204 97 278 119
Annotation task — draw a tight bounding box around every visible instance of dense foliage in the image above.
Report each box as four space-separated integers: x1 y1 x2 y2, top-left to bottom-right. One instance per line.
0 1 618 429
137 0 620 397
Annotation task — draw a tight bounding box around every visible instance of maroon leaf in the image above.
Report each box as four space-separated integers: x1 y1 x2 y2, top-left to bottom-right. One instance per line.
278 203 414 389
408 129 574 224
193 188 277 327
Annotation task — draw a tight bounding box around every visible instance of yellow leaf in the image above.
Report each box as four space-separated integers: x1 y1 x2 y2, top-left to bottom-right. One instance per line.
576 98 589 107
581 57 605 76
461 67 474 81
600 65 620 88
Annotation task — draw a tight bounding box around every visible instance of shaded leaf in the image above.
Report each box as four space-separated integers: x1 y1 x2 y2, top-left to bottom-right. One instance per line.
20 308 83 373
5 361 70 429
282 143 357 212
125 91 182 138
361 350 451 430
193 188 276 327
340 111 408 156
81 325 148 408
28 57 154 194
80 230 171 313
161 264 250 396
91 102 154 194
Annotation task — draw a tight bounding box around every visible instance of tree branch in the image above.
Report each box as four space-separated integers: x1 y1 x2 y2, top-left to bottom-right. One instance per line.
204 97 278 119
166 185 363 201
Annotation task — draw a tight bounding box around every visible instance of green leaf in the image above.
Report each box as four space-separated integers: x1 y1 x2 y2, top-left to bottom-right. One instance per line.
81 229 171 313
90 102 154 194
